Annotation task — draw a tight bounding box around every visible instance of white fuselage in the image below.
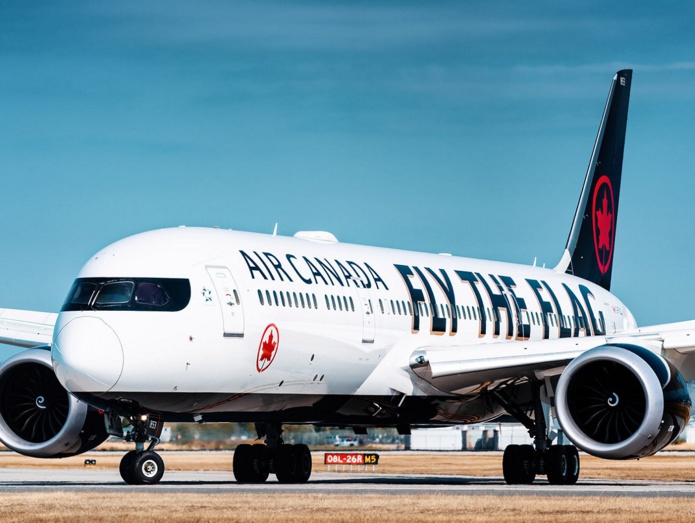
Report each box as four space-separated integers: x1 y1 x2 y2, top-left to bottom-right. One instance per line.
50 227 635 424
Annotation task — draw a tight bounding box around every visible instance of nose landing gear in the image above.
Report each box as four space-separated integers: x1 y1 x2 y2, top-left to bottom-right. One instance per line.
118 414 166 485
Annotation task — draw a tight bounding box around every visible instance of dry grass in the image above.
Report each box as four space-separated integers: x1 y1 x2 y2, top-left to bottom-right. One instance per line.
0 493 693 523
2 450 694 482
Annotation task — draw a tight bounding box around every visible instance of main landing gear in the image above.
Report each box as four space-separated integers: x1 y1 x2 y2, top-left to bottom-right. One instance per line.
494 380 580 485
118 414 166 485
233 423 312 484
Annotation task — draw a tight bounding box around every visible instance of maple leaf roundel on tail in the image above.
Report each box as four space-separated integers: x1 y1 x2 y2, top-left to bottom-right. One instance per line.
256 324 280 373
591 175 616 275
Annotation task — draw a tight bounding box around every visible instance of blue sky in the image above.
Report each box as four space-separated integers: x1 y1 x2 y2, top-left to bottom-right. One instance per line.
2 1 695 359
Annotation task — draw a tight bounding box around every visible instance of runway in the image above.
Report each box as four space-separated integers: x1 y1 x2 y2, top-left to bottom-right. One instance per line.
2 468 694 497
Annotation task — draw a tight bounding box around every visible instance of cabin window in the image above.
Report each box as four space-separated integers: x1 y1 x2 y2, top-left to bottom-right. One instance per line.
258 289 264 305
349 297 355 312
396 301 401 315
273 291 278 306
338 296 343 311
407 302 412 316
343 296 349 311
325 295 330 309
233 289 240 305
266 290 272 306
313 294 318 309
293 292 299 308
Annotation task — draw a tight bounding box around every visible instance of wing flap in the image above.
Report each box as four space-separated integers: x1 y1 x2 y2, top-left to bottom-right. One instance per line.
0 308 57 348
409 336 605 395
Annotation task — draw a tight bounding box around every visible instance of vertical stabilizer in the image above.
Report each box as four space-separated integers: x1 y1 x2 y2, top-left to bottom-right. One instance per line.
556 70 632 291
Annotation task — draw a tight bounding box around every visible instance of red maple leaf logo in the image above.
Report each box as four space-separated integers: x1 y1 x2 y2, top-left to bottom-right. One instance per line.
260 331 276 363
256 324 279 373
592 175 615 275
596 191 613 250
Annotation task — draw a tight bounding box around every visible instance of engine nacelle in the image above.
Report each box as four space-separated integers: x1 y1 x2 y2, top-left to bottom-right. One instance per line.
0 348 108 458
555 344 691 459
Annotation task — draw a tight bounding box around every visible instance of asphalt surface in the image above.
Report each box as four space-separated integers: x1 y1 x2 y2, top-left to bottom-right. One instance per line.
1 468 694 497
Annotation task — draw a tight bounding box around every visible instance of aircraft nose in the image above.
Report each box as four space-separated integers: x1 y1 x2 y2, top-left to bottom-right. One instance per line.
52 316 124 394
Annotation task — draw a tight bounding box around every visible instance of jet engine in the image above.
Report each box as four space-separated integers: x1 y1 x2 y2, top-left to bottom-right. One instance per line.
555 344 691 459
0 348 108 458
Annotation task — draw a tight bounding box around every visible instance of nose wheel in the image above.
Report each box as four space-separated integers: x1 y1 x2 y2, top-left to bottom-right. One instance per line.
118 413 166 485
119 450 165 485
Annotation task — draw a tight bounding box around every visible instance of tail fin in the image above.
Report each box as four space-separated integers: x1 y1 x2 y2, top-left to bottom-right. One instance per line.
556 69 632 291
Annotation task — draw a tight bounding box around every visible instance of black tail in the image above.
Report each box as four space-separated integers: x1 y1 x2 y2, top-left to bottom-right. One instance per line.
558 69 632 291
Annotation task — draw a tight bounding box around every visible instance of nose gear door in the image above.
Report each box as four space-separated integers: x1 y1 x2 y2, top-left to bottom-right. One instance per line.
206 266 244 338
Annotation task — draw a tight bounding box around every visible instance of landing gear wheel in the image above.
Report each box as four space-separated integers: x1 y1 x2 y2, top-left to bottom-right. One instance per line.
292 444 312 483
546 445 580 485
119 451 138 484
131 451 165 485
275 444 297 484
233 444 252 483
503 444 537 484
274 444 312 483
250 444 270 483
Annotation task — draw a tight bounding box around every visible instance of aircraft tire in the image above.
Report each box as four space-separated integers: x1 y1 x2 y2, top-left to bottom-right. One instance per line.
503 444 536 484
275 444 297 483
546 445 580 485
292 444 312 483
131 451 165 485
119 450 138 484
250 444 270 483
233 444 253 483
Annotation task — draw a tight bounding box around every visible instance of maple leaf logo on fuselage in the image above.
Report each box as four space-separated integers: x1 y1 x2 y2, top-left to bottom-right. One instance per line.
260 332 276 363
256 324 280 373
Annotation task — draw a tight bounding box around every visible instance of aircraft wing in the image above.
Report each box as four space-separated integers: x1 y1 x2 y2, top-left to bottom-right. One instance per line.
0 308 57 348
409 320 695 394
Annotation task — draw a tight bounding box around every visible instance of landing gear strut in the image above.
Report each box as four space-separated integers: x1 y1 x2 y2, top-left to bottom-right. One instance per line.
233 423 312 484
494 380 580 485
118 414 165 485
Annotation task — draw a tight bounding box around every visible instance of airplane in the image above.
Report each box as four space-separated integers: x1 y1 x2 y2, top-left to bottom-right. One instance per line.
0 69 693 487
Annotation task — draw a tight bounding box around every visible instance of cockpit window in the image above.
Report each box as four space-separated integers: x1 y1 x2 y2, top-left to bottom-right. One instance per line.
62 278 190 312
95 282 135 305
134 282 170 307
68 282 97 305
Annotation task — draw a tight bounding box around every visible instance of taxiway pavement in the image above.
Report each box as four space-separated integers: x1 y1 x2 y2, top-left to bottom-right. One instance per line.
1 468 694 497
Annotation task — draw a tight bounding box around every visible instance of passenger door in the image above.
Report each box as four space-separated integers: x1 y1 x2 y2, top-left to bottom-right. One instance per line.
206 266 244 338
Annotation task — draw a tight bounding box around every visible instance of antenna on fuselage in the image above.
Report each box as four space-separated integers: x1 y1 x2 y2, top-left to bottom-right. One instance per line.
273 223 278 236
